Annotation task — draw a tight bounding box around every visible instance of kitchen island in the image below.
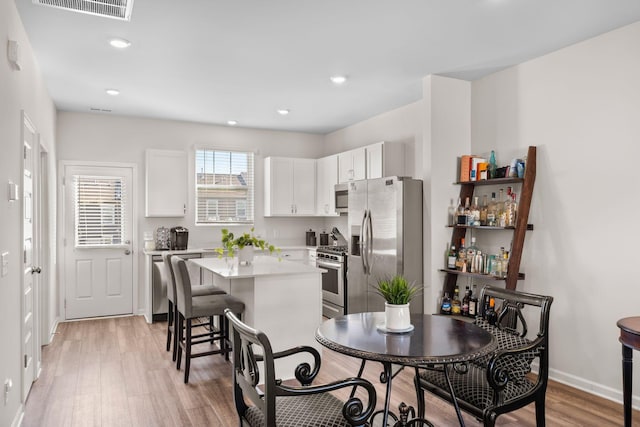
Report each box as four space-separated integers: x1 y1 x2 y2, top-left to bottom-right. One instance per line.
189 255 323 379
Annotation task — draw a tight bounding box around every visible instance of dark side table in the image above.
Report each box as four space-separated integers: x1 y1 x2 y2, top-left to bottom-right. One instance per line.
617 316 640 427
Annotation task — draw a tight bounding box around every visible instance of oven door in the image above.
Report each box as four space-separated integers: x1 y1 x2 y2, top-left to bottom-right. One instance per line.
317 258 344 307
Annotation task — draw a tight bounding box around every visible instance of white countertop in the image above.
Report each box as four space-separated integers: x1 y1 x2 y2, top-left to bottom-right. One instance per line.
190 255 323 279
143 246 317 256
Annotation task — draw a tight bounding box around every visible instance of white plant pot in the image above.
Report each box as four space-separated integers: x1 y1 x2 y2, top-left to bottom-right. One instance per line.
385 302 411 330
238 246 254 265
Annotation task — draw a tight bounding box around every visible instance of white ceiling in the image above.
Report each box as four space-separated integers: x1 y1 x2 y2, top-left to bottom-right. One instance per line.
15 0 640 134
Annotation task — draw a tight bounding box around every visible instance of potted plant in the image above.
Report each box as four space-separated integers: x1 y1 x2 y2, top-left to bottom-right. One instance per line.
373 275 422 331
215 228 279 264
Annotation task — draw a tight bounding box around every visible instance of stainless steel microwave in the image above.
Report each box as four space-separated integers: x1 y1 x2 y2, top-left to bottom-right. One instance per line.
334 183 348 215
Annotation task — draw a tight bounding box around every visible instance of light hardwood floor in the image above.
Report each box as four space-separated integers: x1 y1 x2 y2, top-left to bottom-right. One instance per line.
23 315 636 426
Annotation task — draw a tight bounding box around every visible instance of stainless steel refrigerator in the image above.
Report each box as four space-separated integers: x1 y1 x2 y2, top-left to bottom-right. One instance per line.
347 176 423 314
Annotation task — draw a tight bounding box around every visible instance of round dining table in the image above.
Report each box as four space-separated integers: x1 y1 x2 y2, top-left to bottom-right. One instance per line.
316 312 497 426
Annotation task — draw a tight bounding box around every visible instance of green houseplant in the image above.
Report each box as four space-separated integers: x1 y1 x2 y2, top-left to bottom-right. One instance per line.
373 275 422 331
373 275 422 305
215 228 279 263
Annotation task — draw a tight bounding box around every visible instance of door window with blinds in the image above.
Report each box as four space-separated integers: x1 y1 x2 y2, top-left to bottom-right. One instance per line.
74 175 127 247
195 149 254 224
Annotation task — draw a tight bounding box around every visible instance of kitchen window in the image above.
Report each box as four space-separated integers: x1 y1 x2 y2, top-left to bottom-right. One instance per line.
195 149 254 224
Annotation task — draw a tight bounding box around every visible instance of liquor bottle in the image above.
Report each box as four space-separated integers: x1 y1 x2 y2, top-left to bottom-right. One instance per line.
501 250 509 278
456 238 466 271
506 192 518 227
497 188 506 227
456 197 466 225
466 237 478 271
448 198 457 226
489 150 497 179
441 293 452 315
479 194 488 226
447 245 457 269
472 250 484 274
461 286 470 317
468 286 478 318
487 192 497 226
470 196 480 226
451 287 461 315
486 297 497 325
463 197 472 226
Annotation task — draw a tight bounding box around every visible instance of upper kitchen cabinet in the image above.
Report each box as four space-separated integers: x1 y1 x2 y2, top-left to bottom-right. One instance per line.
337 142 406 183
365 141 405 180
145 149 187 217
338 147 366 183
264 157 316 216
316 154 339 216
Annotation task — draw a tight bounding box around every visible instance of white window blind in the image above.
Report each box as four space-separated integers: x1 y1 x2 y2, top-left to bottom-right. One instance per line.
195 149 254 224
74 175 126 247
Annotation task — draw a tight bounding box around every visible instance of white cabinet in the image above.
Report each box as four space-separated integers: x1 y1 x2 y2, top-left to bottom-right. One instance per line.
366 141 405 179
264 157 316 216
316 154 339 216
145 149 187 217
338 147 366 183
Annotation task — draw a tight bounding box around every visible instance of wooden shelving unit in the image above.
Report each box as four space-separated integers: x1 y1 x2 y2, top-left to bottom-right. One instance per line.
442 146 536 298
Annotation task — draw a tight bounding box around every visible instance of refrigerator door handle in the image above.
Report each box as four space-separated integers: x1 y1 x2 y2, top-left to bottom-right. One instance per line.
367 210 374 273
360 211 368 274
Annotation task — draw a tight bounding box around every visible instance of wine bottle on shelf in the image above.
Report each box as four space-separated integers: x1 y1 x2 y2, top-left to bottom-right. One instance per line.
456 238 466 271
447 245 457 269
497 188 506 227
471 196 480 226
462 286 470 317
463 197 472 226
441 293 452 315
489 150 497 179
487 192 497 226
479 194 488 226
452 287 461 315
504 187 514 227
466 237 478 271
468 286 478 318
448 198 457 226
501 251 509 278
456 197 466 225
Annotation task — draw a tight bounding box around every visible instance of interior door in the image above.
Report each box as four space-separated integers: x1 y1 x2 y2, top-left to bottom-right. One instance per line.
63 165 133 319
22 117 38 401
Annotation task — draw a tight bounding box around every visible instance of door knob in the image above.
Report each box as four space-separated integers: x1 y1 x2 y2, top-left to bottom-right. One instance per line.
124 249 131 255
31 267 41 274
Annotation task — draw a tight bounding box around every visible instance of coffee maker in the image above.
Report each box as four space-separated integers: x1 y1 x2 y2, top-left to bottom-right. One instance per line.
170 227 189 250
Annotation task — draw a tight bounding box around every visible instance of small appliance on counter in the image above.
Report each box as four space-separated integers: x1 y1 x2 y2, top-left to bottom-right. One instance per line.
305 229 317 246
319 230 329 246
170 227 189 250
155 226 170 250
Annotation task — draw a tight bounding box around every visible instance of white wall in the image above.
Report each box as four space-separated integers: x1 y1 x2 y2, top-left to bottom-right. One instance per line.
56 112 329 315
471 20 640 404
0 2 57 426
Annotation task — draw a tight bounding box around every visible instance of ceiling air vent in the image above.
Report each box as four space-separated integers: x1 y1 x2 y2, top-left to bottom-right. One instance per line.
33 0 134 21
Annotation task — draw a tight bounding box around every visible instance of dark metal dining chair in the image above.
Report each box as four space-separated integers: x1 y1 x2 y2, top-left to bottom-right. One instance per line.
224 309 377 427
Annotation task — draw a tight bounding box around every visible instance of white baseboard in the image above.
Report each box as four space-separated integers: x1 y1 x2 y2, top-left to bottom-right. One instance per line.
12 404 24 427
47 318 60 344
548 367 639 410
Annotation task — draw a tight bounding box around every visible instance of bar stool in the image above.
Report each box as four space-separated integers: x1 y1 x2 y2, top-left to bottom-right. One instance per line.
162 252 226 362
172 256 245 383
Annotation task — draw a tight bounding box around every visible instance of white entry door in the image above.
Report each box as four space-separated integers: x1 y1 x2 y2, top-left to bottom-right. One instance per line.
63 165 134 319
22 116 38 401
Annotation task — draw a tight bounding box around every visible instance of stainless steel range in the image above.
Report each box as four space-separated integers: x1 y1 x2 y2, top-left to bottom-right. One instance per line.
317 245 348 318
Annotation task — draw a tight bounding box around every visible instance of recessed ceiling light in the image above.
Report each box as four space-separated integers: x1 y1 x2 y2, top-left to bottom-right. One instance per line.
277 109 290 116
227 120 238 126
106 89 120 96
330 75 347 85
109 38 131 49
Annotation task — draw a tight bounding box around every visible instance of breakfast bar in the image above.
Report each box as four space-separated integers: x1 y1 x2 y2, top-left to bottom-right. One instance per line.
189 255 324 378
